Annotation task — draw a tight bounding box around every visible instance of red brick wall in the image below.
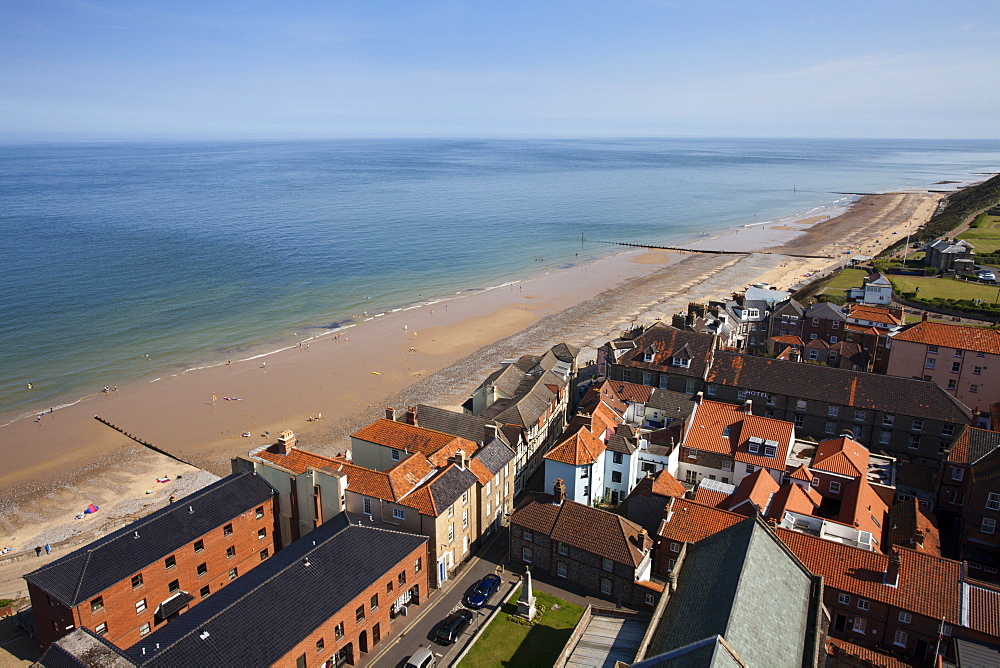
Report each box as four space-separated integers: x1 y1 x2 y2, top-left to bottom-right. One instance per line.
274 541 430 668
32 496 278 650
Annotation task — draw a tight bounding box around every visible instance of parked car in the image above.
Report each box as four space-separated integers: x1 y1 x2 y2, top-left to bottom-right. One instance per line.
434 609 473 645
405 646 437 668
978 270 996 281
466 573 502 609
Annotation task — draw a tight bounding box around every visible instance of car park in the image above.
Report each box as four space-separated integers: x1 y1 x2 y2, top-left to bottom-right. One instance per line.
465 573 502 609
434 609 473 645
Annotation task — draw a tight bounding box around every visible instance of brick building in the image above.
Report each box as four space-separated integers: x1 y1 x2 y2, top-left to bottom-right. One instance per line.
41 514 430 668
509 480 661 609
25 472 277 650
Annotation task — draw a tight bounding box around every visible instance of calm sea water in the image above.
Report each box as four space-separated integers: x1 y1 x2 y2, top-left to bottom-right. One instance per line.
2 138 999 422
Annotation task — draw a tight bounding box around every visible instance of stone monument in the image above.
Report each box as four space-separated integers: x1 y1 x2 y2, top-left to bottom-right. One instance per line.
517 566 538 620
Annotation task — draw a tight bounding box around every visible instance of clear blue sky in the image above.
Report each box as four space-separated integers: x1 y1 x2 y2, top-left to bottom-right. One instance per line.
2 0 998 138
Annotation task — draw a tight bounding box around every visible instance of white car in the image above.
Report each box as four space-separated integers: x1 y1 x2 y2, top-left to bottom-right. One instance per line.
977 270 996 282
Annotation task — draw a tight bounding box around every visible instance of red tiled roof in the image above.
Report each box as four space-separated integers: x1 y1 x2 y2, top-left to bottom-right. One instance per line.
844 323 883 336
849 304 902 326
591 401 623 438
544 426 606 466
888 498 941 557
684 400 794 471
727 468 779 515
838 477 888 547
965 580 1000 638
777 529 962 623
512 493 651 567
789 464 814 482
650 469 687 498
812 436 869 478
771 335 804 345
892 320 1000 355
767 483 820 520
827 638 917 667
657 498 744 545
692 487 730 508
255 445 339 475
351 419 479 463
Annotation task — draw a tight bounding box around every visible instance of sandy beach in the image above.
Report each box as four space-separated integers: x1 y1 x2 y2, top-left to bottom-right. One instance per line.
0 191 941 591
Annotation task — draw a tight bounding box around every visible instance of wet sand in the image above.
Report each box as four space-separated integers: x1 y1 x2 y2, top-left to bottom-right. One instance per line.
0 191 941 570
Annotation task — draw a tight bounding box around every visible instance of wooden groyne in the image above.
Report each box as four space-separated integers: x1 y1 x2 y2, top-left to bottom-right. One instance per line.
94 415 202 470
590 240 834 260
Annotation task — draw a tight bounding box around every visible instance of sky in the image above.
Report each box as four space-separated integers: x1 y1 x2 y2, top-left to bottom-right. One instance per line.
2 0 998 139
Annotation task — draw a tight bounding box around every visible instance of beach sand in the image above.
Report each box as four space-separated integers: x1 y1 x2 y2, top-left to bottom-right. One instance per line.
0 191 941 589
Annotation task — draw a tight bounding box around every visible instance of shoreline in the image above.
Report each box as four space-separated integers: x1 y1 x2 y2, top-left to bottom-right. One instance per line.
0 189 944 572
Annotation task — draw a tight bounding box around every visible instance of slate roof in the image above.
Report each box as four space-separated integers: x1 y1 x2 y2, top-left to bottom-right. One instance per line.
616 324 716 379
415 404 493 444
619 472 687 535
605 433 637 455
803 301 846 321
811 436 869 478
551 342 581 363
544 426 606 466
892 320 1000 355
472 437 515 476
947 426 1000 466
24 473 275 608
706 350 974 423
125 515 427 668
422 464 479 515
777 529 963 623
646 389 698 419
511 494 651 568
641 516 819 668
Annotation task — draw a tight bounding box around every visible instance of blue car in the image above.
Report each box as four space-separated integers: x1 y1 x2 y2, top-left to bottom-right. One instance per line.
466 573 502 609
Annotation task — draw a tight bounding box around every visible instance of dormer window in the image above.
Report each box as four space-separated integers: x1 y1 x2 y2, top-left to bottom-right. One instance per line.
642 347 655 363
672 356 691 368
763 444 777 458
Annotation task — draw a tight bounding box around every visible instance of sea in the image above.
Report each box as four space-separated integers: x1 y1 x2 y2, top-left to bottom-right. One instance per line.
2 137 999 424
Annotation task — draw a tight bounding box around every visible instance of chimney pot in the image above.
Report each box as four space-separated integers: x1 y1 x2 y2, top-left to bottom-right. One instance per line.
553 478 566 505
884 550 901 587
694 391 704 405
385 407 396 421
484 423 500 443
276 430 296 454
743 399 753 414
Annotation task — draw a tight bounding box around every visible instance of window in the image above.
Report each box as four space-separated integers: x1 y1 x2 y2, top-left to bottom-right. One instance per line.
256 506 265 519
879 430 891 445
928 345 939 354
140 622 151 636
169 579 180 593
811 477 820 487
947 379 957 390
898 611 912 624
393 508 406 521
706 384 717 396
316 638 325 653
830 336 838 344
893 630 908 647
165 555 176 570
808 349 819 361
462 509 468 528
763 445 777 458
670 541 681 553
95 622 108 636
415 557 422 573
672 356 691 368
398 570 406 586
641 372 652 386
987 493 1000 511
955 349 964 357
912 419 924 432
882 414 894 427
812 317 820 325
925 358 936 369
370 593 379 611
971 384 979 393
228 568 238 581
685 379 697 394
448 504 455 518
197 562 208 576
829 480 841 494
838 593 850 605
135 598 147 614
463 489 470 504
223 523 233 536
131 574 143 589
746 464 755 473
796 400 807 411
611 471 622 483
854 409 865 422
522 546 533 563
391 448 401 461
363 497 372 515
601 578 613 595
558 541 569 556
335 622 344 640
827 406 839 417
90 596 104 612
852 617 866 633
983 518 997 535
557 561 568 578
852 425 862 440
645 592 656 606
200 585 211 598
857 599 870 611
794 415 804 428
356 605 365 622
448 523 454 543
602 557 613 572
974 366 983 375
194 540 204 553
825 421 837 434
523 528 534 542
613 452 624 465
908 434 921 449
258 527 267 539
942 424 955 437
226 545 236 559
952 468 964 482
260 548 269 560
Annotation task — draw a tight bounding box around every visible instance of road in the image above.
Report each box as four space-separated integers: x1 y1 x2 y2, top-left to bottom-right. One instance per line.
371 528 512 668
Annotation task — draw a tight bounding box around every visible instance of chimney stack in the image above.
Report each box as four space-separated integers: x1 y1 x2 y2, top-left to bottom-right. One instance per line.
385 406 396 421
484 423 500 443
276 430 297 454
743 398 753 414
912 529 925 548
553 478 566 505
884 550 901 587
404 406 416 425
637 528 649 549
694 391 704 405
452 450 467 470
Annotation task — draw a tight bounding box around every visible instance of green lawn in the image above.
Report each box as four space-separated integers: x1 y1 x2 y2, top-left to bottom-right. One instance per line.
456 587 586 668
819 267 867 297
958 214 1000 254
890 275 1000 304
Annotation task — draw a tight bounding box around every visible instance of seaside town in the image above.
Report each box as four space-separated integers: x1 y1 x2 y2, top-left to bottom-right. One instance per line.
2 177 1000 668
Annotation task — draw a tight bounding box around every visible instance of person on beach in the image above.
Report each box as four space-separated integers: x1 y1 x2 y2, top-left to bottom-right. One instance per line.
44 544 51 555
35 546 42 557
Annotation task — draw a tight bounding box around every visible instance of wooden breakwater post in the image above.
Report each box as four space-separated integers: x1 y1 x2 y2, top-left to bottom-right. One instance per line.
94 416 203 470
